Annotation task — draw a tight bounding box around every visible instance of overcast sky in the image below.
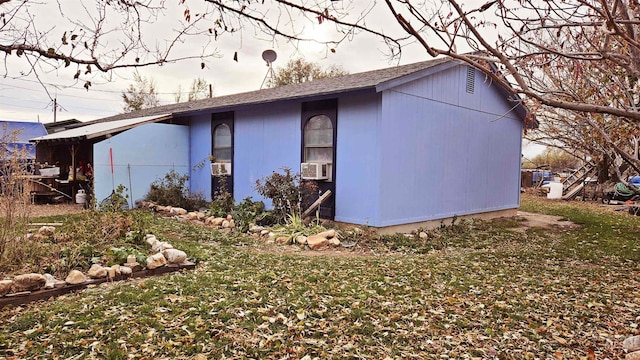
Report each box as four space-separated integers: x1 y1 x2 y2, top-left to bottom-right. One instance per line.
1 2 429 123
0 1 543 157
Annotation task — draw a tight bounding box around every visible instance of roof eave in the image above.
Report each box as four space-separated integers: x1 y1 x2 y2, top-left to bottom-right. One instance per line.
375 60 461 93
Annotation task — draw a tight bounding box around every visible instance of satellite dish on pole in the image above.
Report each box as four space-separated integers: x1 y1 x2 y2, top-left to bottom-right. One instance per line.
260 50 278 89
262 49 277 65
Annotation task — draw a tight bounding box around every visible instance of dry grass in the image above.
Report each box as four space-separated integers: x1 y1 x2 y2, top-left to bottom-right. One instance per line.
27 203 86 218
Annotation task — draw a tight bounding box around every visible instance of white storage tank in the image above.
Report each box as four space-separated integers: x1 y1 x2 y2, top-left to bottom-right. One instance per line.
75 189 87 204
546 182 563 199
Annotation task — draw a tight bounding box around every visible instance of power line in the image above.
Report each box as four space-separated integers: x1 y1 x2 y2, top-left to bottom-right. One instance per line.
5 76 202 96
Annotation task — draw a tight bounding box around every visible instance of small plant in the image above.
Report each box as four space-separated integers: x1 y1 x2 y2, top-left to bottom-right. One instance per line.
210 175 234 217
106 246 147 266
0 126 31 262
254 167 318 223
271 213 328 244
145 169 208 210
98 184 130 212
232 197 269 233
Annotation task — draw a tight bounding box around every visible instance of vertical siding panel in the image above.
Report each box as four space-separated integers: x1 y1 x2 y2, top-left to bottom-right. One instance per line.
94 123 189 206
379 65 523 226
234 103 301 207
334 93 381 226
188 114 213 200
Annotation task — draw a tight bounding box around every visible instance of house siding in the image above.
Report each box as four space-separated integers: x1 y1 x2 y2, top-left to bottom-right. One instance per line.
188 113 213 200
378 65 523 226
233 102 302 205
334 93 382 226
94 123 190 207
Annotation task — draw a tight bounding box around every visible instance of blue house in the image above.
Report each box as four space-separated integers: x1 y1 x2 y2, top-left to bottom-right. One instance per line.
32 57 528 233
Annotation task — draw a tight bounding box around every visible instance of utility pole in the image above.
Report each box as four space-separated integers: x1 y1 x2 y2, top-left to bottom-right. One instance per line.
53 98 57 123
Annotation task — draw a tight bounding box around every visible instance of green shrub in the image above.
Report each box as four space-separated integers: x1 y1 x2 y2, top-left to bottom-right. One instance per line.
270 213 328 244
232 197 272 232
210 175 234 217
145 170 208 211
254 167 318 223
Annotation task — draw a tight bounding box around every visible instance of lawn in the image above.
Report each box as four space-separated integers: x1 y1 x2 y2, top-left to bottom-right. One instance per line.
1 195 640 359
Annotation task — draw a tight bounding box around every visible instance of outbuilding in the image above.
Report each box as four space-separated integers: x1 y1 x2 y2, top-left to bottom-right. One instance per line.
32 57 528 232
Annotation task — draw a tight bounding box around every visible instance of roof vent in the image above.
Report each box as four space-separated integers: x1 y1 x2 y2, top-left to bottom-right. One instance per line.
466 66 475 94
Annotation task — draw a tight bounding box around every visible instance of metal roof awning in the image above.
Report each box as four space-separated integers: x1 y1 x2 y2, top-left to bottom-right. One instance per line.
30 114 172 143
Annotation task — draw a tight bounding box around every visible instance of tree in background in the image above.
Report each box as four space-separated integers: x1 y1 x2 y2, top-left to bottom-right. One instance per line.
175 78 210 103
3 1 639 175
267 58 348 87
523 148 580 173
121 73 160 112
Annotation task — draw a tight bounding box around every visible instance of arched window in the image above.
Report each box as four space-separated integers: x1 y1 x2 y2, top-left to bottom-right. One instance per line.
304 115 333 162
213 124 232 162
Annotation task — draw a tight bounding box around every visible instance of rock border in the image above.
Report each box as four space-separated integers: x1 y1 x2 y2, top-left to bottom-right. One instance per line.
0 262 195 309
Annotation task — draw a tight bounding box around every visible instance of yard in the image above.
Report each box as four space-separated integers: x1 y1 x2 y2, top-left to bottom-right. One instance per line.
1 194 640 359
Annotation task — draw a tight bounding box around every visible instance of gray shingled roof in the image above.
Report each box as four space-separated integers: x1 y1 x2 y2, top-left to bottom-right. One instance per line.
97 57 453 122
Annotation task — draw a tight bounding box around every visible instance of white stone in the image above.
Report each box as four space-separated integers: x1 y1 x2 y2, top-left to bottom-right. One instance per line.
307 235 328 250
65 270 87 284
169 207 187 215
0 280 13 296
250 225 265 233
329 238 341 246
145 234 158 246
205 217 224 227
260 229 270 237
627 351 640 360
120 266 133 276
111 264 121 276
124 261 141 272
12 273 46 292
316 229 336 239
152 241 173 253
127 255 137 263
43 273 64 289
295 235 308 245
419 232 428 239
163 249 187 264
221 220 231 228
105 266 116 279
624 336 640 352
146 253 167 269
88 264 107 279
38 226 56 237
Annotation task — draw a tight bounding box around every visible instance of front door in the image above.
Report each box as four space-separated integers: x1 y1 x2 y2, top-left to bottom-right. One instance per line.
211 112 233 199
301 99 337 220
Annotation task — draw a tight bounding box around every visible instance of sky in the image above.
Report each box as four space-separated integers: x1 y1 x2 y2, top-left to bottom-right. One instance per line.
1 1 424 123
0 1 544 157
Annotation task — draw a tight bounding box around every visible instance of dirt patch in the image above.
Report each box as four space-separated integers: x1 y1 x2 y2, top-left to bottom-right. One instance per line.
514 211 579 232
28 203 86 218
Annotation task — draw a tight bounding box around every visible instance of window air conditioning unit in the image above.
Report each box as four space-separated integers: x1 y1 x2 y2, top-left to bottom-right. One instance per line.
301 162 330 180
211 162 231 176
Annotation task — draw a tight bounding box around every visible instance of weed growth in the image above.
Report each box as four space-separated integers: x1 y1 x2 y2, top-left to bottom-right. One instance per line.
0 126 31 263
254 167 318 223
144 170 208 211
210 175 234 217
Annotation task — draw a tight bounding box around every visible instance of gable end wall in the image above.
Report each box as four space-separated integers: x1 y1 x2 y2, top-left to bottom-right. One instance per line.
378 65 523 226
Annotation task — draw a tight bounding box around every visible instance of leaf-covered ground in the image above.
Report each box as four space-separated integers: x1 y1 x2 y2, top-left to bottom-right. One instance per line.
1 195 640 359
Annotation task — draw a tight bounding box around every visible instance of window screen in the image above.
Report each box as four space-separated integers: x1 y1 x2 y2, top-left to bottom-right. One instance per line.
304 115 333 162
213 124 232 162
